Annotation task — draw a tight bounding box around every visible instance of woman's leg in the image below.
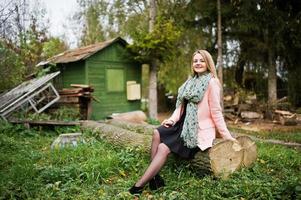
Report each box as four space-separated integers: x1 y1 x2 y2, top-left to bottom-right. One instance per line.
151 129 161 160
135 143 171 187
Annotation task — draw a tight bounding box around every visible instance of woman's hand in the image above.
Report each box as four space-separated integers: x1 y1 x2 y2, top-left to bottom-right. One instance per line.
229 138 239 143
161 119 175 128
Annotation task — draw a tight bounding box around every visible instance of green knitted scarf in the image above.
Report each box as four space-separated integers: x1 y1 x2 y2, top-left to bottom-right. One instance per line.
176 72 212 148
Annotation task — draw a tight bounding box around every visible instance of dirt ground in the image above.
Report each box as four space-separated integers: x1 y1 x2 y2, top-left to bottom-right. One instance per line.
158 112 301 132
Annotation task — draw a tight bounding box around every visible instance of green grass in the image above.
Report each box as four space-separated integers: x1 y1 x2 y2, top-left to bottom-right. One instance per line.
230 127 301 144
0 121 300 199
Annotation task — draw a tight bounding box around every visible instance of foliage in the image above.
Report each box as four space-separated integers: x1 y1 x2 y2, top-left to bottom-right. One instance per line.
9 106 80 122
79 1 106 46
128 18 182 64
42 37 68 59
147 118 161 125
0 40 24 92
158 53 190 94
296 107 301 114
0 121 300 199
36 107 80 121
20 19 47 75
223 0 301 105
0 1 68 92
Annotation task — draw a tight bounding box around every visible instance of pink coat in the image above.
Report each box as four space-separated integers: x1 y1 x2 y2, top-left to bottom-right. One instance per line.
169 77 235 151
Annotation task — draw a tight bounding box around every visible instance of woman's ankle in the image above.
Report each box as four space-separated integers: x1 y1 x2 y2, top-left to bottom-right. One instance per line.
134 182 144 187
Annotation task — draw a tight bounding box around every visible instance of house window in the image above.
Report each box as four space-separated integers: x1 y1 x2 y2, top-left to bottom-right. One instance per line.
106 68 124 92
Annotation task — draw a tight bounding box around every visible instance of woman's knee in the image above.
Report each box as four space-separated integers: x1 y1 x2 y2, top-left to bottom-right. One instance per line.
153 129 160 141
157 143 171 155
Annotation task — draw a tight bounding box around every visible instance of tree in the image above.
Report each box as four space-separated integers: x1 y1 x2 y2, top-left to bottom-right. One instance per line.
148 0 158 119
128 18 182 91
20 14 48 75
0 0 68 92
0 40 24 92
42 37 69 59
0 0 43 84
216 0 224 109
79 1 105 46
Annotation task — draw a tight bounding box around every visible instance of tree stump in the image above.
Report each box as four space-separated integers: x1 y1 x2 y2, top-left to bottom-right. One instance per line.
51 133 85 149
237 135 257 167
209 139 244 179
190 136 257 179
81 121 257 178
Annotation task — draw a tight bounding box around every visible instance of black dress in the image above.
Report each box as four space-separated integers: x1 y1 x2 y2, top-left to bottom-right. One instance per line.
156 102 200 159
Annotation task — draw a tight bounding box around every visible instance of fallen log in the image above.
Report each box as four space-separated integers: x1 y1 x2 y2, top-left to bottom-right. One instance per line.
108 110 147 124
81 121 151 149
81 120 257 179
106 119 156 135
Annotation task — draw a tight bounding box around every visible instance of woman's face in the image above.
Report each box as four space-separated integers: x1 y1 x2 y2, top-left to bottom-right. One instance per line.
193 53 208 74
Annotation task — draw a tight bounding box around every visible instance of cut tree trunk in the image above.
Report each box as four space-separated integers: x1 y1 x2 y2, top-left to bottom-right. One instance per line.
106 119 156 135
108 111 147 124
81 120 257 179
81 121 151 149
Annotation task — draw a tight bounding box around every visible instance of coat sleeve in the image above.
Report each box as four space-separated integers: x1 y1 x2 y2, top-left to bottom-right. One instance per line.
168 103 184 125
208 78 235 140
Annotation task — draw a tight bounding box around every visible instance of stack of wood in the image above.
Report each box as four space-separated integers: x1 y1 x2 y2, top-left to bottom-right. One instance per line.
223 91 263 124
58 84 94 119
274 110 298 126
223 91 298 126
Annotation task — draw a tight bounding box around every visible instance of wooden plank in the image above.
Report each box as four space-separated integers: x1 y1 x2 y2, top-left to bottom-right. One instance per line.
274 109 294 116
59 88 83 94
70 84 90 88
58 96 80 103
59 93 84 97
9 119 80 126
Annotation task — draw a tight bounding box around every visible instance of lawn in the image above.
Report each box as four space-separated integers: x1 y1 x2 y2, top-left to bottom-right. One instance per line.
0 121 300 200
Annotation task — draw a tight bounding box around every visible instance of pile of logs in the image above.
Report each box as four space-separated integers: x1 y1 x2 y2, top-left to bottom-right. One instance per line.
274 109 298 126
223 92 299 126
58 84 94 119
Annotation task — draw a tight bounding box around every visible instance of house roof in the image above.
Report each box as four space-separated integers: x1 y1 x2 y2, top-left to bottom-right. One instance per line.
37 37 127 66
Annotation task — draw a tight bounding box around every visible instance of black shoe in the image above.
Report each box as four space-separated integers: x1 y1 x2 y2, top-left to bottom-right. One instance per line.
129 184 144 195
149 174 165 190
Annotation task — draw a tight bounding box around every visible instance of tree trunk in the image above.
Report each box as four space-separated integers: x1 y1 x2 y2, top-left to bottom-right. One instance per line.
148 0 158 119
235 58 245 87
149 0 156 32
81 121 257 179
268 48 277 105
217 0 224 110
148 60 158 119
81 121 152 150
107 119 156 135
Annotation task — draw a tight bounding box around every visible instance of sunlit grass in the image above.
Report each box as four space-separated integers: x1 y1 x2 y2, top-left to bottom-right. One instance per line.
230 127 301 143
0 121 300 199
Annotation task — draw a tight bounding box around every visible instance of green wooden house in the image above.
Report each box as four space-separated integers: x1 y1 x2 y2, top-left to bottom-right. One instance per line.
37 37 142 119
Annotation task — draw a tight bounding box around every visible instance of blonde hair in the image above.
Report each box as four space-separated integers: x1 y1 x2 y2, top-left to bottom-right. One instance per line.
191 49 218 78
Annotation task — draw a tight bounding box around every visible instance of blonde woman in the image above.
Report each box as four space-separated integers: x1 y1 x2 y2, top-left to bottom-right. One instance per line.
129 50 237 195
